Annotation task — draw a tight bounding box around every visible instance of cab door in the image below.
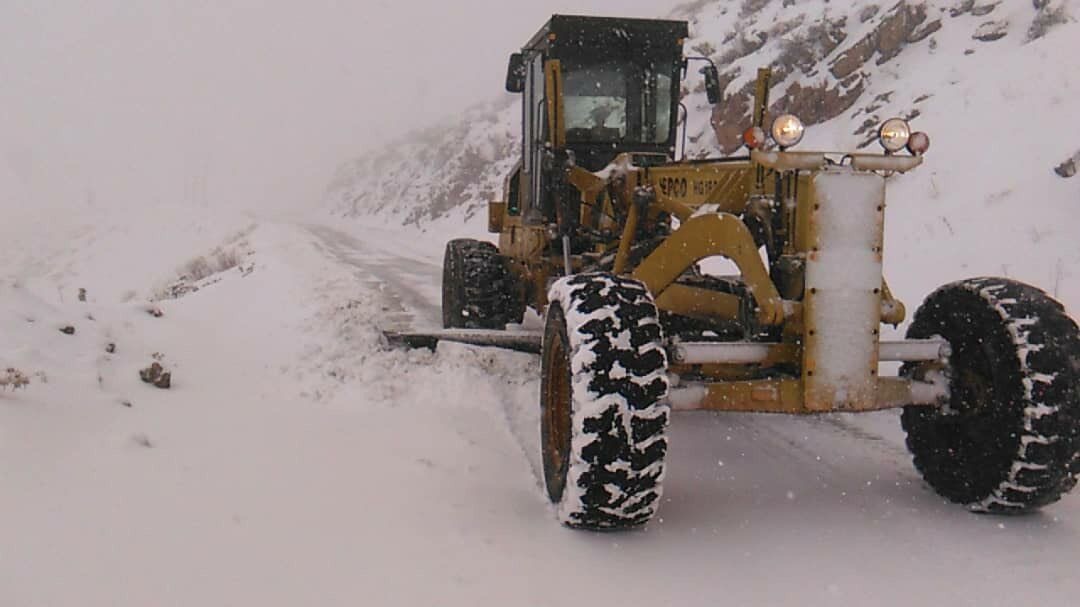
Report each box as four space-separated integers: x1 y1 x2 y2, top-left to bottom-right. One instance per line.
521 52 546 225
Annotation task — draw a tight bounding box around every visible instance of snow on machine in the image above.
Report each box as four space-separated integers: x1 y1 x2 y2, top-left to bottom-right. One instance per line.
388 15 1080 530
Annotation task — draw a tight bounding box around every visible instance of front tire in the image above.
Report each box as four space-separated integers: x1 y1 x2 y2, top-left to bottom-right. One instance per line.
902 277 1080 513
540 273 670 529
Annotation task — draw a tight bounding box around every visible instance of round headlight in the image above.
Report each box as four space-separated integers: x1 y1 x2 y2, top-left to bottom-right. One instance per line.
879 118 911 153
771 114 805 148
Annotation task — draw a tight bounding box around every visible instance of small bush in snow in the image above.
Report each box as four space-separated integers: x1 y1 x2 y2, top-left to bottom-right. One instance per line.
182 256 215 282
0 368 30 390
180 246 244 282
155 241 251 301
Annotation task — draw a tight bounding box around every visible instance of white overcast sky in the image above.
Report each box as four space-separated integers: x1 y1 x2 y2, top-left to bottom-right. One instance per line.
1 0 683 212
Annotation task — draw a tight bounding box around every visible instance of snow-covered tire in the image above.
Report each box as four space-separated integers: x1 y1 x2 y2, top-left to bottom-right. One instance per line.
902 277 1080 513
441 239 522 329
540 273 670 529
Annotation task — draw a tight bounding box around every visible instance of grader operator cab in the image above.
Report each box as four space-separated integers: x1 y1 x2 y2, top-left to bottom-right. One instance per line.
391 15 1080 530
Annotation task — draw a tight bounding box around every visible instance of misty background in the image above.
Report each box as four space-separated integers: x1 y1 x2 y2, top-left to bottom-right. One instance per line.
1 0 681 216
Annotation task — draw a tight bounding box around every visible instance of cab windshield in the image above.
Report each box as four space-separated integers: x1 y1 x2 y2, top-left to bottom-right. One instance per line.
561 59 675 146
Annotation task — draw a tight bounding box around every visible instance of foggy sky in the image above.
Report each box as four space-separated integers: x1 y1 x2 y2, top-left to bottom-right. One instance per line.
1 0 681 213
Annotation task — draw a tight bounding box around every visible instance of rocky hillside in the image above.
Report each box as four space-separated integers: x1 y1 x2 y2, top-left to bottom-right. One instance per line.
326 0 1077 227
682 0 1073 153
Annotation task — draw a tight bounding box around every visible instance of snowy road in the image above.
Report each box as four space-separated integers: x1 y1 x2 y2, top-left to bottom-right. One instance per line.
3 220 1079 607
301 224 1080 607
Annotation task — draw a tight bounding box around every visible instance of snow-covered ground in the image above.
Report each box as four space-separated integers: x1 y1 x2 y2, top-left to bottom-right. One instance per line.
3 202 1079 605
5 1 1080 605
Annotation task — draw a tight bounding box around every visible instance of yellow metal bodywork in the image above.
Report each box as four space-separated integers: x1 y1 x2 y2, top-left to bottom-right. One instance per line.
800 170 885 412
654 285 740 320
488 201 506 233
481 51 924 415
498 216 547 263
632 213 784 326
684 377 925 414
644 163 755 216
544 60 566 150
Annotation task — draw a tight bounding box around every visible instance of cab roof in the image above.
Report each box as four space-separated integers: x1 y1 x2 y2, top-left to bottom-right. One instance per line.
523 14 689 55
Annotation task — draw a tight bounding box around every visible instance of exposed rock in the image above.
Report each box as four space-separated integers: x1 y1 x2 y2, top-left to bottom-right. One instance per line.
860 5 881 23
778 17 848 76
710 87 754 153
909 19 943 43
105 343 116 354
854 117 880 137
1054 151 1080 178
139 362 172 389
829 2 929 77
877 3 929 62
831 33 876 79
778 78 868 128
131 433 153 448
769 15 806 40
59 325 75 335
864 90 895 115
972 3 1000 17
1027 2 1070 41
718 30 769 65
739 0 771 19
78 288 87 302
973 20 1010 41
950 0 976 17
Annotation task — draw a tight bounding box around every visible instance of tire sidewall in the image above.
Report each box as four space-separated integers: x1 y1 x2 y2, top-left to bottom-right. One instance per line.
540 300 572 503
441 241 466 328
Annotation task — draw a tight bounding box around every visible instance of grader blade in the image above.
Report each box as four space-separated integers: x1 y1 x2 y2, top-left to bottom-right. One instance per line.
383 329 542 353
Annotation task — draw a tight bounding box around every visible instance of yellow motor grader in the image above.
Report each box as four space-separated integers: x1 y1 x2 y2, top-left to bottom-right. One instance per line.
391 15 1080 530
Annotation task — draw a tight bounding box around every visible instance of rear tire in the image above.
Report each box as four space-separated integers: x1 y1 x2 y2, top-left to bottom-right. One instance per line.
541 273 670 529
441 239 522 329
902 277 1080 513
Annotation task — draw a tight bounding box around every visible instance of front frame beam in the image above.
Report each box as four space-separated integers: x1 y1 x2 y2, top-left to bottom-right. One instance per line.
669 376 946 414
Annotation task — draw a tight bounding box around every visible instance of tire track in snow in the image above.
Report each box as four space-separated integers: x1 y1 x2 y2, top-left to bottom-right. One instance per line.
304 225 441 329
304 223 548 490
